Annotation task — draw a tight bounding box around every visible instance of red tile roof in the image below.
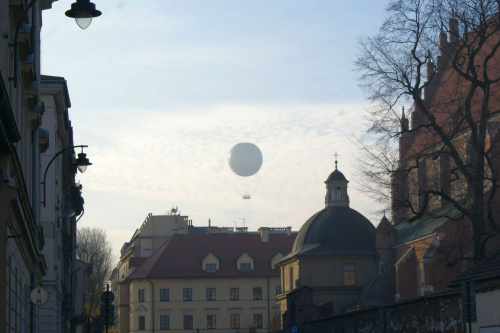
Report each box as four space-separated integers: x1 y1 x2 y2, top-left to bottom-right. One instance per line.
126 233 296 280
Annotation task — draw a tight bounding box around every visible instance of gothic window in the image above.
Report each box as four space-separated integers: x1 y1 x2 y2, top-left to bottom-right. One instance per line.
430 159 440 207
410 169 418 208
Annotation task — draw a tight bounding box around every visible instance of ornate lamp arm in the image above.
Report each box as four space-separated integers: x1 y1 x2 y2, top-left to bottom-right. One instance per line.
41 145 88 207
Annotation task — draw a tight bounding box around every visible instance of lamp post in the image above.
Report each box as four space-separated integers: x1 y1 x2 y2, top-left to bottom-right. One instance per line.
41 145 92 207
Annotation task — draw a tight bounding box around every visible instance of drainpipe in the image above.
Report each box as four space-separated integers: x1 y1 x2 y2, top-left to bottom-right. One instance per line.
31 128 38 333
267 277 270 331
148 280 155 332
30 0 39 325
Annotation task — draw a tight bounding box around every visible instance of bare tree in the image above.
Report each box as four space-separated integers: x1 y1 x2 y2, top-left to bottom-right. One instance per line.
354 0 500 262
77 227 115 318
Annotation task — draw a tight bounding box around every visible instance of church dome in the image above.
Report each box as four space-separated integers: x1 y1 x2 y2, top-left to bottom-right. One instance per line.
282 162 376 260
290 206 376 256
356 263 395 307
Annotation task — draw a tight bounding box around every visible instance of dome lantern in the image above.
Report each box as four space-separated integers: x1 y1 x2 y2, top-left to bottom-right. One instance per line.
324 156 349 208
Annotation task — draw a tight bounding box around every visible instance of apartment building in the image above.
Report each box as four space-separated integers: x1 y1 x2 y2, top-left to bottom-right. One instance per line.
111 214 295 333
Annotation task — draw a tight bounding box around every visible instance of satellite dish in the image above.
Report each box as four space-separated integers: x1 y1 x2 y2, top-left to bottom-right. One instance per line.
228 143 263 177
227 143 263 199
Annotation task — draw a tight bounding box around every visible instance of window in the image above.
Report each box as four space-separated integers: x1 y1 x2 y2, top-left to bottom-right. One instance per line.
207 315 216 329
410 169 418 208
206 287 216 301
160 315 170 330
138 316 146 331
253 287 262 300
183 315 193 330
230 314 240 329
343 263 355 286
138 289 145 302
240 263 251 272
206 263 216 273
230 287 239 301
334 186 342 200
289 266 294 290
183 288 192 301
160 288 169 302
253 314 263 329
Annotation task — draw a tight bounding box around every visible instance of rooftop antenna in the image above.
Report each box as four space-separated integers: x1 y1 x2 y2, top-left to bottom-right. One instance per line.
240 219 245 228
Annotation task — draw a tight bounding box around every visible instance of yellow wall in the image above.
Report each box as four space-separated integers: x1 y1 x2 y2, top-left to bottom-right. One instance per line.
128 276 281 332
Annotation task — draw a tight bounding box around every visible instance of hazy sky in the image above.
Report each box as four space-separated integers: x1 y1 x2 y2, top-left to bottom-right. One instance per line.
41 1 391 258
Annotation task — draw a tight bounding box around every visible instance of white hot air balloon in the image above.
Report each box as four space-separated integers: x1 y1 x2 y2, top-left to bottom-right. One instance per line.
228 143 263 199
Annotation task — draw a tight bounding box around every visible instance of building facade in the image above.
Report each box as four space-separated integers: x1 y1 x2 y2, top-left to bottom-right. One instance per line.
125 229 294 333
111 214 295 333
39 75 84 332
111 212 193 331
0 1 90 332
0 0 50 331
388 14 500 302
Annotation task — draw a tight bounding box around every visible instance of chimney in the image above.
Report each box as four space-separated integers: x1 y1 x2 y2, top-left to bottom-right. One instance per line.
259 227 269 243
286 227 292 237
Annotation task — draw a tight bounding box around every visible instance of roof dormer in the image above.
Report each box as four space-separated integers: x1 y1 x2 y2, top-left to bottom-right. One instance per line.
202 252 220 273
236 252 254 273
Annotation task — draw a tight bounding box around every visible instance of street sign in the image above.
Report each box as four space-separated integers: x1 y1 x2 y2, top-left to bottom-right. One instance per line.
461 281 477 323
290 325 299 333
101 291 115 303
30 287 48 306
101 304 115 325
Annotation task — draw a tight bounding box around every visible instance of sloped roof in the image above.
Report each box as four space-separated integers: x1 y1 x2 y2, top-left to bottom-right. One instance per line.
127 232 296 280
449 252 500 286
394 204 463 246
376 215 395 232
